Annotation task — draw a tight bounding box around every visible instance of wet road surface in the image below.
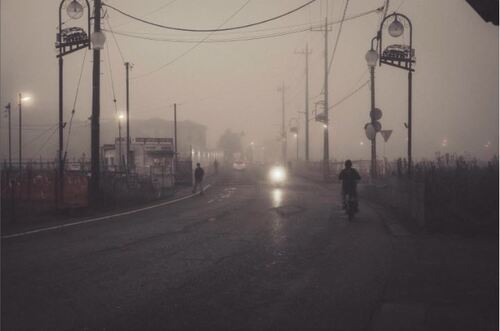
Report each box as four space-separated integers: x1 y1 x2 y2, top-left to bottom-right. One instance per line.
2 167 392 330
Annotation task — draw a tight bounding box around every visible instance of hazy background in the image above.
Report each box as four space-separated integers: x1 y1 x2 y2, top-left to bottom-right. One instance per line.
1 0 498 162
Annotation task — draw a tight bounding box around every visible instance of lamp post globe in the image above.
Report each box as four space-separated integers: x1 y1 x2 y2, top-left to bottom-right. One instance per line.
388 16 404 37
91 31 106 49
66 0 84 19
365 49 378 67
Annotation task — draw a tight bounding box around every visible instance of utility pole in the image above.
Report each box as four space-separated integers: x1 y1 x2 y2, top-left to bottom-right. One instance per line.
174 103 178 180
5 103 12 169
125 62 131 172
278 82 287 163
369 65 377 178
295 43 312 162
17 94 22 172
322 18 331 180
174 103 178 159
90 0 102 200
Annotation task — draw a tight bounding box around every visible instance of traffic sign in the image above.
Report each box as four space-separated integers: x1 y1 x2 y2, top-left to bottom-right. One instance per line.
364 123 376 140
373 121 382 132
380 130 393 142
370 108 382 121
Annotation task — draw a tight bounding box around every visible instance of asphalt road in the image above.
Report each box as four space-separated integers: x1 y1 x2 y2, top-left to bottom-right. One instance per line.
2 167 392 331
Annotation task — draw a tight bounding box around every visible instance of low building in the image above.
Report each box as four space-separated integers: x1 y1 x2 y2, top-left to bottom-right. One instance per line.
102 137 175 190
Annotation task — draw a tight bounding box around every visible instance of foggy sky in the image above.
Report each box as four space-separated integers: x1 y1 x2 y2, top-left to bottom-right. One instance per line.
1 0 498 162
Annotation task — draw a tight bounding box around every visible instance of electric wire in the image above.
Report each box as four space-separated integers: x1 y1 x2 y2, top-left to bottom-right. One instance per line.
113 0 179 29
328 80 369 110
327 0 349 75
309 79 369 122
105 7 382 44
36 126 59 154
64 49 88 159
131 0 252 80
106 17 126 63
23 124 59 148
105 43 119 114
103 0 317 33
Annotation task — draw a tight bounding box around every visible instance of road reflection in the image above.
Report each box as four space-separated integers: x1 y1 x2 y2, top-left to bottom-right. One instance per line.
271 188 283 208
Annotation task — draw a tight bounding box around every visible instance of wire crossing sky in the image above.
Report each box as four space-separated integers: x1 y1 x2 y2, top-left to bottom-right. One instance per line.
103 0 318 32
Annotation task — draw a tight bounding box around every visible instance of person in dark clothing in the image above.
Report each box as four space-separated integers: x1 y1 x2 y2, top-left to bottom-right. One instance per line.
193 163 205 194
338 160 361 210
213 159 219 175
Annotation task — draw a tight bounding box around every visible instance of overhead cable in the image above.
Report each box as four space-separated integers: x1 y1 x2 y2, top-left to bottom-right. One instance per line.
64 49 88 158
103 0 317 33
327 0 349 75
132 0 252 80
105 7 383 44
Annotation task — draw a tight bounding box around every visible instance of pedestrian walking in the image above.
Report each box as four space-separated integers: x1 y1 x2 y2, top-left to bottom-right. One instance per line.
192 163 205 194
213 159 219 175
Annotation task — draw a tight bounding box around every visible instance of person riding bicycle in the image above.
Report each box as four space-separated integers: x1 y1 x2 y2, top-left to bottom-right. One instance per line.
338 160 361 211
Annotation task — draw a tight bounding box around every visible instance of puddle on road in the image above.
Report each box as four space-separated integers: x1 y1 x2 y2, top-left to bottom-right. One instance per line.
271 188 283 208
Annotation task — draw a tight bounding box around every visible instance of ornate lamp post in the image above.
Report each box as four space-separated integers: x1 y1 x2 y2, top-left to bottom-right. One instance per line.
377 12 416 176
365 37 381 179
56 0 105 204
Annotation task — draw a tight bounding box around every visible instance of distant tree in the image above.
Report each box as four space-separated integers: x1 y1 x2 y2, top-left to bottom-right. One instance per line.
217 129 242 157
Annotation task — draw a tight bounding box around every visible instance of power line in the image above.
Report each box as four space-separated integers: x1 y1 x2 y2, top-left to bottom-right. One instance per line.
309 79 369 122
23 124 58 148
36 126 59 154
131 0 253 80
328 80 368 110
103 0 317 33
113 0 179 29
327 0 349 75
64 49 88 158
106 17 126 63
105 7 382 44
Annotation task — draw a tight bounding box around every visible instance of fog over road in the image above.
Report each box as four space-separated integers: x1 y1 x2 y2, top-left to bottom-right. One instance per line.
2 168 392 330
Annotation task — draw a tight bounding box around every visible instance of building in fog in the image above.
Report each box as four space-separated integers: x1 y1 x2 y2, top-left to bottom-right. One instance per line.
102 137 174 176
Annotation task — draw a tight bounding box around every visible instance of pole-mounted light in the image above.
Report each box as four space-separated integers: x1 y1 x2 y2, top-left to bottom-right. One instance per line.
388 16 404 38
365 49 379 67
91 31 106 49
66 0 84 19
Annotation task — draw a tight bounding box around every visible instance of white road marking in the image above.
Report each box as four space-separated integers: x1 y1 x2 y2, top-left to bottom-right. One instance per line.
2 184 212 240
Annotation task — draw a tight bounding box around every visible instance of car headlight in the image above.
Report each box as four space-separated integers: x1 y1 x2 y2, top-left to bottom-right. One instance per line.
269 166 286 182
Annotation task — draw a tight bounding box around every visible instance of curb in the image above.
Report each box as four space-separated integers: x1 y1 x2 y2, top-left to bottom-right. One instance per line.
2 184 212 240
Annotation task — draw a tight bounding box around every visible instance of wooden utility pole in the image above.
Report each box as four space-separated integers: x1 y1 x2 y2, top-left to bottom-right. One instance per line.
295 43 312 162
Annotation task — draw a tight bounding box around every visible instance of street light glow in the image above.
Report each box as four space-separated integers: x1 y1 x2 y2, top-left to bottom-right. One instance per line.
294 133 297 138
365 49 378 67
21 96 31 102
323 124 327 129
388 16 404 37
91 31 106 49
118 113 125 120
66 0 84 19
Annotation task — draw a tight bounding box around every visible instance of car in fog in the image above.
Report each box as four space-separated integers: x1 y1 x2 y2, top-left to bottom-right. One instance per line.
232 160 247 171
268 164 287 186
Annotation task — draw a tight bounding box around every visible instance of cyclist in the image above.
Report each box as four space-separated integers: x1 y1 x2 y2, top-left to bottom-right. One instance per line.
338 160 361 211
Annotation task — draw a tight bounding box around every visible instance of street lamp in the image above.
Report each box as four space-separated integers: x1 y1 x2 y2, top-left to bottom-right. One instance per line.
66 0 84 19
377 12 415 176
117 112 125 171
365 36 380 179
289 117 299 161
17 93 31 170
56 0 105 203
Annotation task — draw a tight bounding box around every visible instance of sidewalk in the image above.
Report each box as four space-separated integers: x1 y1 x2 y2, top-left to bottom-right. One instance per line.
370 230 498 331
296 172 498 330
1 178 216 237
